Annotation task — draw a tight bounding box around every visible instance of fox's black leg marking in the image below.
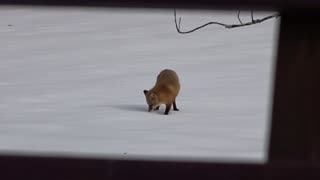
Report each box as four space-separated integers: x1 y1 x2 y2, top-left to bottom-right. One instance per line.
154 106 160 110
173 100 179 111
164 104 172 115
148 105 152 112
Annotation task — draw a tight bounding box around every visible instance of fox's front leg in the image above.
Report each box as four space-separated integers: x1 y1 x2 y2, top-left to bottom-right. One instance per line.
154 106 160 111
164 103 172 115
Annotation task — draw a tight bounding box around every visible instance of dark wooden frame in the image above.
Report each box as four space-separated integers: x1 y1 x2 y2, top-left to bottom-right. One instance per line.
2 0 320 10
1 1 320 179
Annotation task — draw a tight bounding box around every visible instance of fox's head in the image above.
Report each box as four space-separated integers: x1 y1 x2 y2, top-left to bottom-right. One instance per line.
143 90 159 112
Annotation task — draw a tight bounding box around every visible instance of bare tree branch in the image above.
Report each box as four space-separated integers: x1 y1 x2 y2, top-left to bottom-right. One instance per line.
251 10 254 23
174 9 280 34
237 10 243 25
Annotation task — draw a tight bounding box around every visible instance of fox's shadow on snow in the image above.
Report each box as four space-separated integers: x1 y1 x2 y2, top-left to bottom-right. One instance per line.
110 104 147 112
102 104 166 114
108 104 166 114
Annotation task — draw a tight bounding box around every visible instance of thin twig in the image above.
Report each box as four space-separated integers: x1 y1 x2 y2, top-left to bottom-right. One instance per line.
174 8 230 34
251 10 254 23
174 9 280 34
237 10 243 24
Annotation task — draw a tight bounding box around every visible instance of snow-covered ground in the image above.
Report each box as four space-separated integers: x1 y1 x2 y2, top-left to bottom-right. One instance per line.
0 6 278 162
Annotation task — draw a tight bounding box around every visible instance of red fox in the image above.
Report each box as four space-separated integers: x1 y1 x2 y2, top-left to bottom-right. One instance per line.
143 69 180 115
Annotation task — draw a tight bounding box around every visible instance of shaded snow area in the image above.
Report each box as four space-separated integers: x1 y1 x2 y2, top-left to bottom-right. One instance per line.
0 6 278 162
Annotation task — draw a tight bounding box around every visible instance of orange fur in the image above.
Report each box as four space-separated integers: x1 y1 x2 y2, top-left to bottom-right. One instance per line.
144 69 180 115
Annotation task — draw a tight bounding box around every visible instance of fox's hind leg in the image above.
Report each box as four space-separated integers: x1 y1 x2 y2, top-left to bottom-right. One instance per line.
164 104 172 115
173 99 179 111
154 106 160 110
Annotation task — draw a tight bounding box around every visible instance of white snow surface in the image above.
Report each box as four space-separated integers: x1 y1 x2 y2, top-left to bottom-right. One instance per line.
0 6 278 162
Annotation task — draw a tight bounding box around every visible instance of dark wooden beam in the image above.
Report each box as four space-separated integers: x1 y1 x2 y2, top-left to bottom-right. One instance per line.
268 11 320 162
1 0 320 10
1 154 320 180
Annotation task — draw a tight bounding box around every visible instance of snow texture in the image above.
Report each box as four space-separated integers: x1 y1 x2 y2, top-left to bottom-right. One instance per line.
0 6 278 162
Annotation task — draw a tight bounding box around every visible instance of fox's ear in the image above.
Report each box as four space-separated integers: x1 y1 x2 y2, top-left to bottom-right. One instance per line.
143 90 148 95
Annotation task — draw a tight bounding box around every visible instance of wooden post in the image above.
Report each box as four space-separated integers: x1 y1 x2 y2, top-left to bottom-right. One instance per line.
268 11 320 162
